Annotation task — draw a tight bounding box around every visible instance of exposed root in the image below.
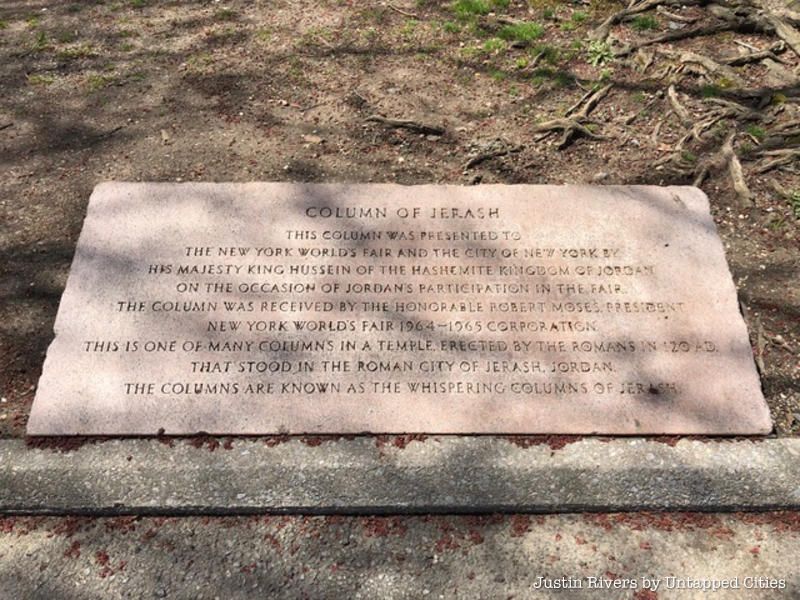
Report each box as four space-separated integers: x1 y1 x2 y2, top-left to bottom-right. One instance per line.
667 85 693 126
590 0 703 41
754 148 800 173
365 115 445 136
759 9 800 57
722 132 753 206
464 139 523 169
725 41 786 65
616 21 737 57
533 85 612 149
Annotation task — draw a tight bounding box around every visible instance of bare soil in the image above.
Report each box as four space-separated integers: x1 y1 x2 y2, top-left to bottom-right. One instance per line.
0 0 797 437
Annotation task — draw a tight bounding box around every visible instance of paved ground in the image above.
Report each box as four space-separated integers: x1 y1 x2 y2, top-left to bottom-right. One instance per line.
1 513 798 599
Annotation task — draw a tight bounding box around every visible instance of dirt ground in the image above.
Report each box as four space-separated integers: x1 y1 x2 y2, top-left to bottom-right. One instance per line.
0 0 798 437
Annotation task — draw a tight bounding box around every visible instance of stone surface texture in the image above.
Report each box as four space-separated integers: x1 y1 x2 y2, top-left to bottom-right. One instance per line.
27 182 771 435
2 438 798 513
1 512 798 599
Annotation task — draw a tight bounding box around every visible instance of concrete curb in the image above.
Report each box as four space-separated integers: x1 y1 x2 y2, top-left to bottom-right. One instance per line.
1 437 799 515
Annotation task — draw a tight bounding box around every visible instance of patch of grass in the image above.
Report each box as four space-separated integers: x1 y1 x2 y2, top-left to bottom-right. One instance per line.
400 19 418 38
531 66 573 87
442 20 461 33
55 30 77 43
57 44 96 60
498 22 544 42
33 31 49 52
680 150 697 164
490 68 506 80
541 8 555 20
27 73 55 86
454 0 490 18
86 73 117 91
26 16 41 29
789 191 800 219
571 11 588 23
532 43 559 64
482 37 506 52
630 15 658 30
632 91 647 103
459 45 480 58
515 56 529 68
587 39 613 66
215 8 237 21
746 124 767 141
453 0 507 18
701 84 722 98
186 52 213 70
559 21 576 31
0 20 9 30
254 28 272 42
130 0 148 8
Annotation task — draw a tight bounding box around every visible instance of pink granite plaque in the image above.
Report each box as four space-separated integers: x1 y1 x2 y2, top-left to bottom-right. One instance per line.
27 183 772 435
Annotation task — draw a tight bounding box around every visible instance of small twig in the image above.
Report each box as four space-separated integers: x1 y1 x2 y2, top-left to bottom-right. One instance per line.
93 125 124 142
365 114 444 135
0 123 12 132
387 3 419 19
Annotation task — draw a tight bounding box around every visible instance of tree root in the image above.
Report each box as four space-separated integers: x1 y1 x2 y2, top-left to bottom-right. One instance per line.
725 41 786 65
533 85 612 149
667 85 693 126
590 0 703 41
616 21 737 57
722 132 753 206
464 139 523 169
753 148 800 173
365 115 445 136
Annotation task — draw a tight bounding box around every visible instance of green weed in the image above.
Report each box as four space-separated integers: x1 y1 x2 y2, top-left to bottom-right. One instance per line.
746 124 767 141
33 31 48 51
482 37 506 52
86 73 116 91
216 8 237 20
498 22 544 42
571 11 588 23
442 21 461 33
587 39 613 66
789 191 800 219
454 0 490 17
27 73 55 85
57 44 96 59
630 15 658 30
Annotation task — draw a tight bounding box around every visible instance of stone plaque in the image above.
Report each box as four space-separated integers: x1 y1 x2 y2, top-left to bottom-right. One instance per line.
27 183 771 435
